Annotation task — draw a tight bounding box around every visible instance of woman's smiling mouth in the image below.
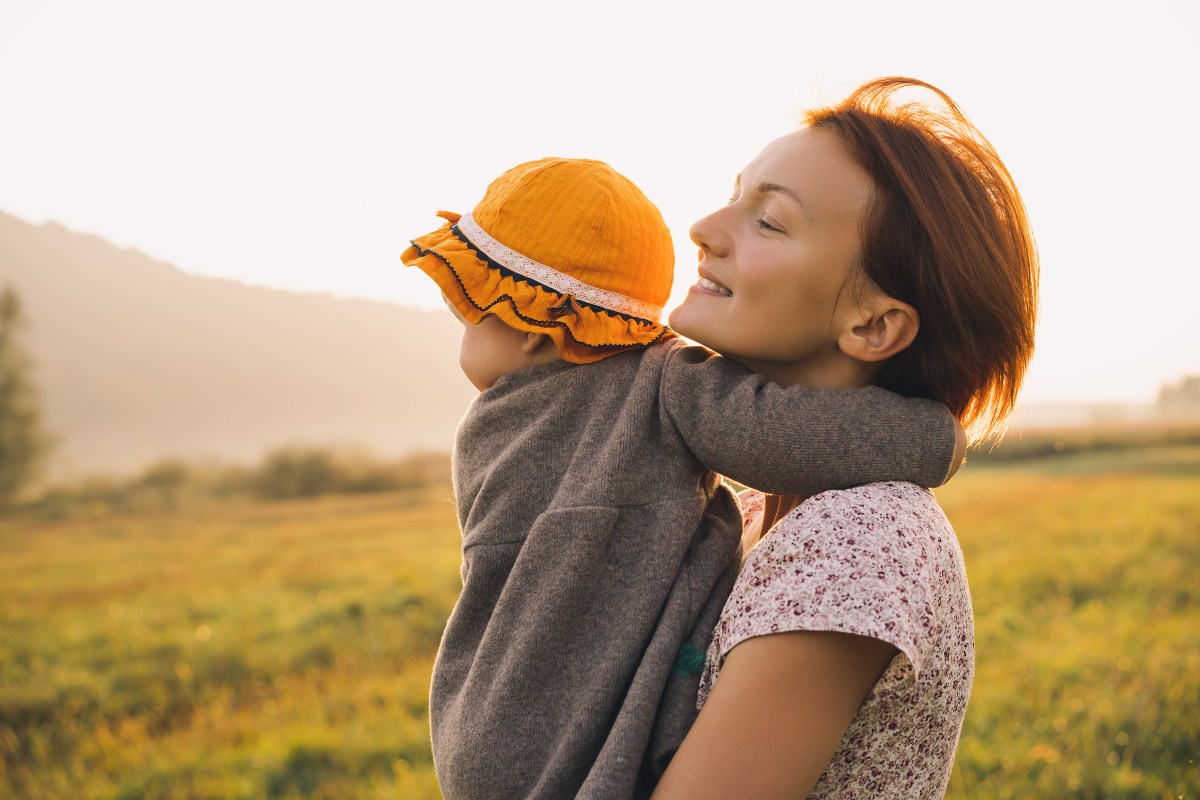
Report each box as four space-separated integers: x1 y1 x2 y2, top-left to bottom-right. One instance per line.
694 275 733 297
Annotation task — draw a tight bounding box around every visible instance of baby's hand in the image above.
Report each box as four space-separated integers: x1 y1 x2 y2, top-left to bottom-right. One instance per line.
945 417 967 480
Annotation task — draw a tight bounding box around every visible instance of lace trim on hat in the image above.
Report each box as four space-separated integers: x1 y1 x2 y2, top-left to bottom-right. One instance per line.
448 227 637 322
457 212 664 322
405 239 671 353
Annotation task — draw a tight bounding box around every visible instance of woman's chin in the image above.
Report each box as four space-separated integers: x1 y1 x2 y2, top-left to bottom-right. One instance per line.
667 300 711 344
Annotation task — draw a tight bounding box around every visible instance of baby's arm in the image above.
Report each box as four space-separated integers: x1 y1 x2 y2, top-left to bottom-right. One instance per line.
661 345 963 496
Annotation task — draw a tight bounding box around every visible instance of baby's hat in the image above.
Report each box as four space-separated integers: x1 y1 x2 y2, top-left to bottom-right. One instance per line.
401 157 675 364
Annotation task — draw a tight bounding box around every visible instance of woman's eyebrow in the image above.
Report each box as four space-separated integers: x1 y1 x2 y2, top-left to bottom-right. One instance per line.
734 175 806 211
755 182 805 208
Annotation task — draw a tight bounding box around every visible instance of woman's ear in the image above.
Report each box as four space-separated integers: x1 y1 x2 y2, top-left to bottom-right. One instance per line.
838 297 920 363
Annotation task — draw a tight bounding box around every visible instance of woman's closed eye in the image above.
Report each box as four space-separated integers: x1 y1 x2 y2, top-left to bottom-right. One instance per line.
757 216 784 232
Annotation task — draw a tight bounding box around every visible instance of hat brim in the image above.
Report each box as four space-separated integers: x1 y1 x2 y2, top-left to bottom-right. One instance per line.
401 214 670 364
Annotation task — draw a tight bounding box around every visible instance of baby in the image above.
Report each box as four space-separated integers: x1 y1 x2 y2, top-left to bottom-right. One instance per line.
402 157 961 799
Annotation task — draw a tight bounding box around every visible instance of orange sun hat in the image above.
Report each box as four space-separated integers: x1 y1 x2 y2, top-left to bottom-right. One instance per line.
401 157 676 364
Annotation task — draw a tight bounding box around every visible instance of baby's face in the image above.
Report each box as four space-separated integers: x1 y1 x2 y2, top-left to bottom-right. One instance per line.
455 314 517 391
446 307 545 391
443 294 560 390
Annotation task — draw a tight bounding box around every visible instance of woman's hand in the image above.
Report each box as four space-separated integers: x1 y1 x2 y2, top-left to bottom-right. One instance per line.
653 631 897 799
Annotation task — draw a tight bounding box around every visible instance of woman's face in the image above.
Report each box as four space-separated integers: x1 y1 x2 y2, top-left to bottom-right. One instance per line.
669 126 877 388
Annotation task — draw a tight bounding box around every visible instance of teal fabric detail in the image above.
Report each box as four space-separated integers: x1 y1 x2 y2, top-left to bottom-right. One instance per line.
672 643 706 677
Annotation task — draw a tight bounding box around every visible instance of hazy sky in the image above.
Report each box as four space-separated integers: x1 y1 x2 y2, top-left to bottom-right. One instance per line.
1 0 1197 404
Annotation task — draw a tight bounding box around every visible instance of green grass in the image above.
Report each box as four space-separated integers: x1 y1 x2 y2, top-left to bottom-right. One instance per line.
1 444 1197 798
940 447 1199 799
1 490 462 799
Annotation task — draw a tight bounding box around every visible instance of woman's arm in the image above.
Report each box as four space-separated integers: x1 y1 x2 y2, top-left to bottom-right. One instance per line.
653 631 897 799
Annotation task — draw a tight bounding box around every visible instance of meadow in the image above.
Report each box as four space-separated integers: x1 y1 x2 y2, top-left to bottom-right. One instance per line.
1 432 1198 798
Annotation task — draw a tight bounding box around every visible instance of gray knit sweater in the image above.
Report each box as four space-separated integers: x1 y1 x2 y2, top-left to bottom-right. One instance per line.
431 337 956 800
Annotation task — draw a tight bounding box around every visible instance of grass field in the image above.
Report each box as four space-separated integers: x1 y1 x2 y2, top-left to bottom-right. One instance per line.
1 441 1198 798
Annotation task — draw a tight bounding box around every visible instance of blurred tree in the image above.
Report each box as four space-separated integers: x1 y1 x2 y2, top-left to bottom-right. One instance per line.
137 459 191 508
254 446 343 499
0 285 50 507
1157 375 1200 414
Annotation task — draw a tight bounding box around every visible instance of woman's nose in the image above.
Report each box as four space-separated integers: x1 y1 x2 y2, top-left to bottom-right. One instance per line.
689 209 730 258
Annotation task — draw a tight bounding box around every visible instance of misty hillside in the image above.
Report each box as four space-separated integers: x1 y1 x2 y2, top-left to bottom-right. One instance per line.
0 211 476 477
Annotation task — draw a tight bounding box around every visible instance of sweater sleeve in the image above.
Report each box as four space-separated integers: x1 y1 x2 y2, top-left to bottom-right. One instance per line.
660 344 957 495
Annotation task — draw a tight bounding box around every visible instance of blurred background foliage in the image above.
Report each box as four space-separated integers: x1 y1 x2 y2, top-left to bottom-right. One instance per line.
20 448 452 519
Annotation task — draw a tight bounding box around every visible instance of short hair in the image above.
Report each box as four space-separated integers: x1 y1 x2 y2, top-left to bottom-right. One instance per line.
806 77 1039 443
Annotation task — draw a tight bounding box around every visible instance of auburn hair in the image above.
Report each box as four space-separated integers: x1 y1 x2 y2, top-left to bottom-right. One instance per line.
805 77 1039 444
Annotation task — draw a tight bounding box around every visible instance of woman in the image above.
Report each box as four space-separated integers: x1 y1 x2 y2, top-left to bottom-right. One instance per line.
654 77 1038 797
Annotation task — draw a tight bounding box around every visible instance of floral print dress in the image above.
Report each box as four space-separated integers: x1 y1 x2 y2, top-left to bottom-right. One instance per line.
698 482 974 798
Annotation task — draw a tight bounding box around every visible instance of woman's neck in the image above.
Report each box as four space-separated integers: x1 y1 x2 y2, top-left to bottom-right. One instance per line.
728 351 875 390
735 353 877 547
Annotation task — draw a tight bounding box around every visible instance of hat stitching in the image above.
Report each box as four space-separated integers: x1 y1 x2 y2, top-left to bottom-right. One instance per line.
456 212 664 321
407 241 671 351
447 226 657 325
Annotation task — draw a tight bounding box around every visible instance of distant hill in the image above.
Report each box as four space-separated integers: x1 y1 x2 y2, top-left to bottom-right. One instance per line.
0 211 476 477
